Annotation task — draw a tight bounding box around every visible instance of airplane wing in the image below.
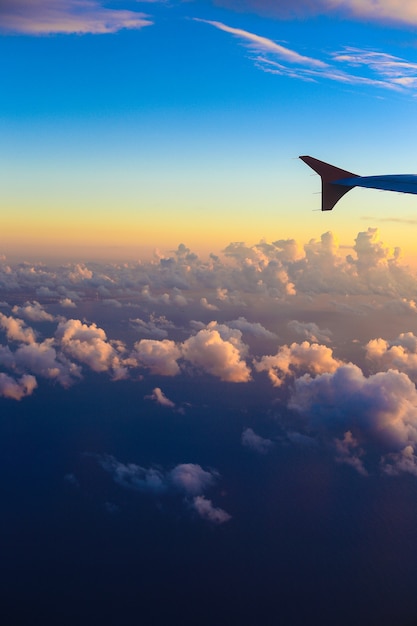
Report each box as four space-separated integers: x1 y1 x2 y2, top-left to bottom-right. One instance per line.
300 155 417 211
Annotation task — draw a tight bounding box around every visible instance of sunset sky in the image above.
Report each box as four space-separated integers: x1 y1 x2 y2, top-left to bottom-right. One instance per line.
3 0 417 259
4 4 417 626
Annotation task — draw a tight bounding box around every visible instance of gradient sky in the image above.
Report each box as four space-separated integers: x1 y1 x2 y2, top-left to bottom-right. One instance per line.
3 1 417 260
6 5 417 623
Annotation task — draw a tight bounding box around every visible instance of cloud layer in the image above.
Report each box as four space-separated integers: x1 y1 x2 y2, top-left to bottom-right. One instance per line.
2 229 417 482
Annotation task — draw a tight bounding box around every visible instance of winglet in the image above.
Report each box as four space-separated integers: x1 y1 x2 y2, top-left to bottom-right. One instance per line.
300 155 359 211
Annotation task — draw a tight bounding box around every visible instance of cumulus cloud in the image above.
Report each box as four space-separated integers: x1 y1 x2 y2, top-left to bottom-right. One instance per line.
382 445 417 477
0 0 152 35
59 298 77 309
288 320 332 344
169 464 217 495
289 364 417 473
133 339 181 376
366 333 417 382
0 373 37 400
0 228 413 305
200 297 219 311
182 325 251 383
100 455 166 493
12 301 54 322
130 314 175 339
0 228 416 408
0 313 36 344
146 387 176 408
254 341 342 387
241 427 274 454
333 431 368 476
99 456 230 522
134 323 251 382
192 496 232 524
56 319 127 377
0 340 81 387
227 317 277 341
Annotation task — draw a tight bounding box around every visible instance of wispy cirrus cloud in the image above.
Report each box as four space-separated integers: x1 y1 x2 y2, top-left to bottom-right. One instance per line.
197 19 417 94
362 216 417 225
194 18 327 68
0 0 152 35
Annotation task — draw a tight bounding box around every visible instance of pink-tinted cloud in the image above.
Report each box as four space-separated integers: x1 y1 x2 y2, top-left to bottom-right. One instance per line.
56 319 126 376
254 341 342 387
290 365 417 453
182 326 251 382
0 0 152 35
0 340 81 387
0 313 36 344
146 387 176 408
382 445 417 476
333 431 368 476
192 496 232 524
366 333 417 382
133 339 181 376
288 320 332 344
12 301 54 323
169 464 217 496
0 373 37 400
130 314 175 339
213 0 417 27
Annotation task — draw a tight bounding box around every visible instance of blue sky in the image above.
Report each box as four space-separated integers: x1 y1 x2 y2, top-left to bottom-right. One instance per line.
3 1 417 259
